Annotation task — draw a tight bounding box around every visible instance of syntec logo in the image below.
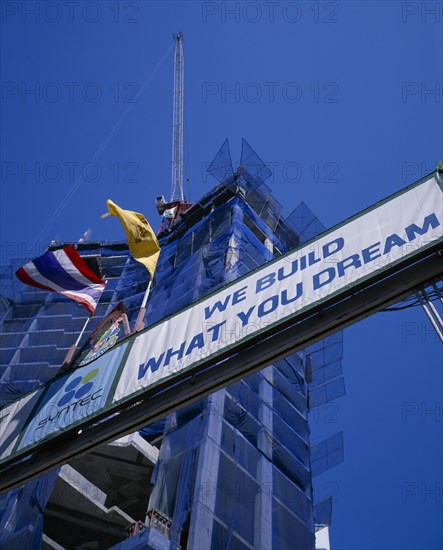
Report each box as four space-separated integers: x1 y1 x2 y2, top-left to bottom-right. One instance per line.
36 368 103 430
57 368 100 406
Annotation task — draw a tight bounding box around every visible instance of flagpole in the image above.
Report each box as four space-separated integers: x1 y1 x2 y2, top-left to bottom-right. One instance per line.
134 280 152 332
102 199 160 333
62 315 92 367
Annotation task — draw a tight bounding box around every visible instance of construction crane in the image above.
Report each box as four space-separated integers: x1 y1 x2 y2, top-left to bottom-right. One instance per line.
156 33 192 228
171 32 184 203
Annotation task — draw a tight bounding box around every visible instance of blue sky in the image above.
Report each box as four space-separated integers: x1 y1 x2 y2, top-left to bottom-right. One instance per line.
1 1 442 548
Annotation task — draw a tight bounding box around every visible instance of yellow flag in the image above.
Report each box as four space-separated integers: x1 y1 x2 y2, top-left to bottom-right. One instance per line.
105 199 160 278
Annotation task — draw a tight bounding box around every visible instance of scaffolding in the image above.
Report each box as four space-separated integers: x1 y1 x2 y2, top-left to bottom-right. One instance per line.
0 141 345 549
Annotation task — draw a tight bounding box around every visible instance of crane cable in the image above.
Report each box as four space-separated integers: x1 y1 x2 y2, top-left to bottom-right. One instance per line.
32 42 174 250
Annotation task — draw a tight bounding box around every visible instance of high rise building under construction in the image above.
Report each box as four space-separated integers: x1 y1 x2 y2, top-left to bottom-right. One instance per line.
0 138 344 549
0 34 344 550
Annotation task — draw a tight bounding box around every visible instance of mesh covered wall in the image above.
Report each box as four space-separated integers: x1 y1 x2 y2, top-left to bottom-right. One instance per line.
0 141 343 549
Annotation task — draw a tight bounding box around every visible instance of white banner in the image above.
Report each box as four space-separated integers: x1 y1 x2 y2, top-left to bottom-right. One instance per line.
114 176 443 403
1 175 441 466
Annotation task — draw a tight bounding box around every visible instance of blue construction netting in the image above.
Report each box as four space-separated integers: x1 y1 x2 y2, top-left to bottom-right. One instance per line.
0 140 344 549
0 470 59 549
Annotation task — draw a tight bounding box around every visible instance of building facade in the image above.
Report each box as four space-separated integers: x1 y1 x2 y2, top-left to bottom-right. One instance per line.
0 141 344 549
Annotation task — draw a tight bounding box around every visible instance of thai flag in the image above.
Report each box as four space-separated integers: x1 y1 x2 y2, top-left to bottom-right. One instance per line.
16 246 106 314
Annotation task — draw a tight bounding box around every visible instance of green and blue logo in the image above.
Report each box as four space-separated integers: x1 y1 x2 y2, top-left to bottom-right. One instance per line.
57 368 100 407
17 342 128 451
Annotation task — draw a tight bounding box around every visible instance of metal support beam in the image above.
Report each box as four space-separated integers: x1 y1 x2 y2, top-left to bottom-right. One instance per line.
415 284 443 343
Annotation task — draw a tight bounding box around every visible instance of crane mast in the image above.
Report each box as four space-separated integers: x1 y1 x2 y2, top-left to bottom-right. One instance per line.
156 33 192 228
171 32 184 203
